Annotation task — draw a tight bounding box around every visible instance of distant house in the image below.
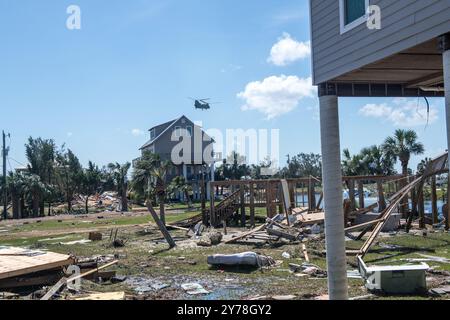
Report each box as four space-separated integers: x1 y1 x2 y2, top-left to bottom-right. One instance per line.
137 115 215 200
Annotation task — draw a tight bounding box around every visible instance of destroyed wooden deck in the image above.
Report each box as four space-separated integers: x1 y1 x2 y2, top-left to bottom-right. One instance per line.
0 247 74 280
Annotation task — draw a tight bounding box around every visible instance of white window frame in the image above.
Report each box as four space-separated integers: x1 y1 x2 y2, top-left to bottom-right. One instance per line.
339 0 369 34
150 128 156 140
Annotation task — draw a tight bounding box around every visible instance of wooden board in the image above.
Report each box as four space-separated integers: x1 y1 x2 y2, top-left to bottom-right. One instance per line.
0 247 74 280
295 211 325 225
75 292 125 301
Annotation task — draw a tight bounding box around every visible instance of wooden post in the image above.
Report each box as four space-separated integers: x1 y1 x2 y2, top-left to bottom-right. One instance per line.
265 181 271 217
343 200 349 227
377 181 386 212
446 177 450 231
210 185 216 227
201 169 207 225
418 184 425 229
411 184 418 220
147 202 176 248
431 176 438 225
358 180 365 209
348 179 356 211
289 182 296 209
308 178 316 211
223 219 227 235
278 185 284 215
249 183 255 228
240 185 246 227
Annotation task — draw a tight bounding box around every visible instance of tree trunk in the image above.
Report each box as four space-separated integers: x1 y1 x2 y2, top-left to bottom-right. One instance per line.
159 198 165 226
67 191 73 213
400 162 409 215
32 193 40 218
11 193 19 220
20 198 25 219
377 181 386 212
185 191 192 208
121 192 128 212
39 202 45 217
85 196 90 214
121 183 128 212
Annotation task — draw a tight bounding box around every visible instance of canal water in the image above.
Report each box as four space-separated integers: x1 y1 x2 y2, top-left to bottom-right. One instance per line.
296 194 446 220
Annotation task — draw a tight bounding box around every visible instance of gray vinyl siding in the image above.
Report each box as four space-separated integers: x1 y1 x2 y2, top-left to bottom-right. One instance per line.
144 116 213 164
310 0 450 85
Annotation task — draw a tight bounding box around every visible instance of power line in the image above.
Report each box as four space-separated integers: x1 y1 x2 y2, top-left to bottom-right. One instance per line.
8 156 26 168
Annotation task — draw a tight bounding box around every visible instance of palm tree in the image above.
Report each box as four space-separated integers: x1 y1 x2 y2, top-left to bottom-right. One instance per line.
108 162 131 212
55 147 83 213
150 161 171 225
342 149 365 176
382 129 425 213
6 172 25 219
360 145 396 176
132 152 171 225
80 161 102 214
25 137 56 216
168 176 193 208
382 129 425 178
23 173 48 218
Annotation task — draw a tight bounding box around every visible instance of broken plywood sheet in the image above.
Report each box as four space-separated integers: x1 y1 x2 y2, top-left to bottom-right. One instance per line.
0 247 74 280
293 211 325 225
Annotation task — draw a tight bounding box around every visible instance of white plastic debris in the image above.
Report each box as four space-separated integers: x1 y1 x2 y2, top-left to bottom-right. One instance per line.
181 283 210 295
282 252 291 259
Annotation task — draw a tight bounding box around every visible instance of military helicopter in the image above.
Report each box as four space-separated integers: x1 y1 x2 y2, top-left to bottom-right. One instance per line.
188 98 220 110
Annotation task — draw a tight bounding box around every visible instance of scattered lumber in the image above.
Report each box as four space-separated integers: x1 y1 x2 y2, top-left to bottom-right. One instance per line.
40 277 68 301
75 291 125 300
67 260 119 283
166 225 189 232
0 247 74 281
295 211 325 226
266 227 299 241
224 224 267 244
292 207 308 215
40 260 119 301
344 218 383 233
351 203 378 216
302 244 310 263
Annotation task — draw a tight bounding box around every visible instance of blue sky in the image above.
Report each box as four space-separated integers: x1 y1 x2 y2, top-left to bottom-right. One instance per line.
0 0 446 172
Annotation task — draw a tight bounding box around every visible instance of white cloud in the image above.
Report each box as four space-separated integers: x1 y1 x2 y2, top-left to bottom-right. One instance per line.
237 75 316 119
359 98 439 127
268 33 311 66
67 132 73 138
131 129 145 136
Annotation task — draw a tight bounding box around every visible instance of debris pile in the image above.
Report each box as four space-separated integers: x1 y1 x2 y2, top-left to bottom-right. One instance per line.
0 246 123 300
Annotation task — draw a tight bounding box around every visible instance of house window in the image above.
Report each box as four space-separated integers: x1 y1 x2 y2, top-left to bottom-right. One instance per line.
339 0 369 34
186 126 192 137
174 126 181 137
150 128 156 140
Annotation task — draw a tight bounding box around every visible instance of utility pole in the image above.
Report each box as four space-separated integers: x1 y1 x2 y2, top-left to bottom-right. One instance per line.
2 131 8 220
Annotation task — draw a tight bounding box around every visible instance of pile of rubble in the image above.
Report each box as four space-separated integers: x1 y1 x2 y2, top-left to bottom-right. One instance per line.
0 246 126 300
53 192 122 214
